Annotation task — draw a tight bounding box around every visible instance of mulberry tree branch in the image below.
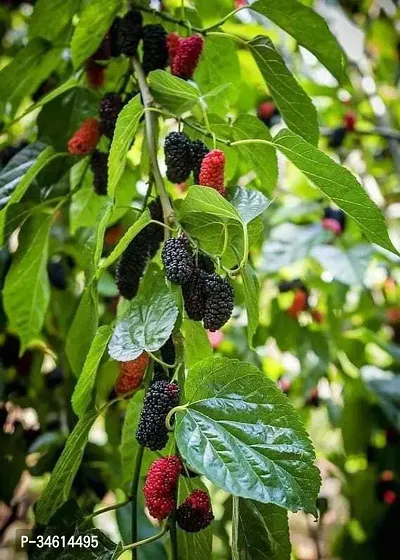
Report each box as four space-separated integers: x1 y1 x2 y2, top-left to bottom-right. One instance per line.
131 56 174 235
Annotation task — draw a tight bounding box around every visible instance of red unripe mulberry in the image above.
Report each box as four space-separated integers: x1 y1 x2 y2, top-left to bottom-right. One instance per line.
86 60 105 90
198 150 226 196
170 35 204 80
343 111 357 132
288 289 308 318
68 118 101 155
167 32 181 65
115 352 149 395
257 101 276 121
322 217 343 235
143 456 182 520
176 489 214 533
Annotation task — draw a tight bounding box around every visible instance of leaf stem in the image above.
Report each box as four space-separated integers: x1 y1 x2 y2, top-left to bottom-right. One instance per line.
165 404 188 430
130 445 144 560
85 498 131 522
120 525 168 554
131 56 174 235
148 351 177 369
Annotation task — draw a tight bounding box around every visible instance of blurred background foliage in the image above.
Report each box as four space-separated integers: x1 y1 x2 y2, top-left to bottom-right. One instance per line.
0 0 399 559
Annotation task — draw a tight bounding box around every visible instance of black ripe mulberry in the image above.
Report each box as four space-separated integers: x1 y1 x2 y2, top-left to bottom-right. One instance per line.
190 140 209 184
90 150 108 195
176 489 214 533
116 10 143 56
136 380 180 450
142 24 168 75
164 131 192 184
328 126 346 148
203 273 234 331
47 260 67 290
182 253 215 321
162 236 194 285
182 269 207 321
99 93 124 139
116 199 164 299
196 252 215 274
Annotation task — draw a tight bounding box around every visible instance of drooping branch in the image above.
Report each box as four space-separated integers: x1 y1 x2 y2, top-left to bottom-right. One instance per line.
131 56 174 234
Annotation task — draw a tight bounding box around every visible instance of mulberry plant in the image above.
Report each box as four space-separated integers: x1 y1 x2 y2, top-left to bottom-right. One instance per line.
2 2 399 560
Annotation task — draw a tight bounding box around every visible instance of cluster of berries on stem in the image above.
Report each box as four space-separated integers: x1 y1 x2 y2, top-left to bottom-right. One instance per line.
144 456 214 532
164 132 226 194
162 236 234 331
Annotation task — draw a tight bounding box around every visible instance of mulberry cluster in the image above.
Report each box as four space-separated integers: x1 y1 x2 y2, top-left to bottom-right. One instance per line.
176 490 214 533
90 150 108 195
142 24 169 75
136 380 180 450
164 132 218 191
168 33 204 80
68 118 101 155
198 149 226 196
99 93 124 139
116 10 143 56
143 456 181 520
322 207 346 235
162 236 194 285
115 352 149 395
164 132 193 184
116 198 163 299
162 238 234 330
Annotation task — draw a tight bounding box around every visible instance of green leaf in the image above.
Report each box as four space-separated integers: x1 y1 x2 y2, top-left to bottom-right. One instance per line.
71 0 122 69
149 70 200 114
195 35 241 113
38 87 99 152
35 409 99 524
273 128 399 256
182 319 212 370
0 143 56 243
99 209 151 272
71 325 113 417
177 477 213 560
4 214 51 352
241 263 260 348
231 115 277 193
108 266 179 361
66 282 99 376
250 0 346 83
120 390 144 492
180 186 245 258
108 95 143 199
230 185 270 224
262 223 330 273
248 36 319 145
0 39 62 115
362 366 400 431
232 497 291 560
175 356 320 514
311 244 373 286
29 77 80 111
70 161 108 235
30 0 80 42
